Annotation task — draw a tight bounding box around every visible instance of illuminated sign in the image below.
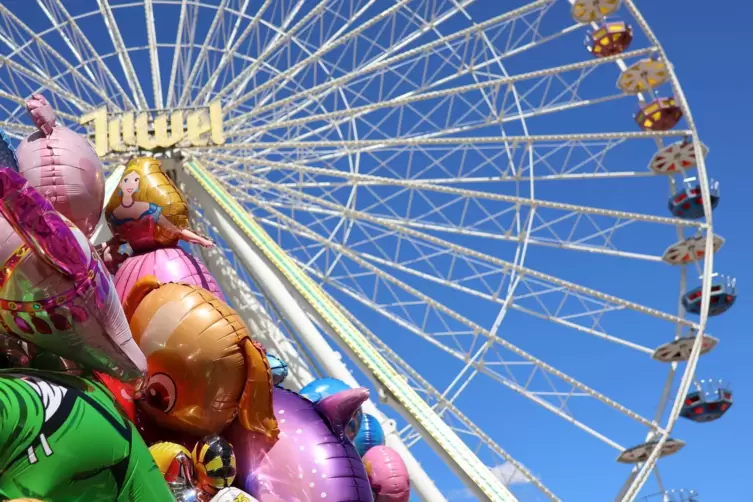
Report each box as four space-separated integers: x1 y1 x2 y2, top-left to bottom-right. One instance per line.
79 101 225 157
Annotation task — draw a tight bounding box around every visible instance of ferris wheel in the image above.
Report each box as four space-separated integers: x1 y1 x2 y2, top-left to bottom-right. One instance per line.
0 0 734 500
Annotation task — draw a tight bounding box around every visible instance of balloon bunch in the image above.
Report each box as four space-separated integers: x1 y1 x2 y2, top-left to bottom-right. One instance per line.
300 377 411 502
0 95 381 501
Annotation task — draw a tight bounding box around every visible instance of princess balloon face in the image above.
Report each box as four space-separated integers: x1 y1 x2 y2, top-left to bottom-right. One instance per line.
120 172 140 195
125 277 278 440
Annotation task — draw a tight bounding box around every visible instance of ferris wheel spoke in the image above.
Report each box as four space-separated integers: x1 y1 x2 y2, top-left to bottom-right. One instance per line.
210 159 701 237
175 0 232 107
95 0 147 109
166 0 188 108
341 309 561 501
0 120 37 139
35 0 134 110
194 0 274 105
228 185 665 431
225 0 556 129
221 178 693 334
250 201 662 356
0 6 111 111
281 234 657 445
296 244 655 442
211 0 324 104
143 0 162 108
226 47 650 142
222 0 418 117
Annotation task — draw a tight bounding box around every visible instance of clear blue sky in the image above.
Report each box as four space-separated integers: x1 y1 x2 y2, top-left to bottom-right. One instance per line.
0 1 750 501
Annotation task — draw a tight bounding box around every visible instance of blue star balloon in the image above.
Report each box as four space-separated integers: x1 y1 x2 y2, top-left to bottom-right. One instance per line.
0 129 18 171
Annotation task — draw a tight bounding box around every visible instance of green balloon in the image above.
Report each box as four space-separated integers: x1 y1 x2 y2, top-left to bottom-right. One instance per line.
0 369 172 501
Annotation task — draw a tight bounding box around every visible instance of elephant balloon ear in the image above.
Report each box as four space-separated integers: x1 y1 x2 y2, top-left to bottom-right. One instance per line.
122 275 163 323
0 129 18 172
314 388 370 441
0 167 88 278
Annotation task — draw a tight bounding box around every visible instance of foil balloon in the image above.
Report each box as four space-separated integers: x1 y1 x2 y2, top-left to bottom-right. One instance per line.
95 371 137 422
266 353 288 386
300 377 364 440
0 129 18 172
105 157 213 252
124 277 278 439
149 442 192 477
151 447 199 502
114 246 225 303
15 94 104 238
0 333 31 369
192 435 237 496
362 446 410 502
0 369 172 501
209 487 258 502
354 413 386 457
0 167 146 381
225 387 373 501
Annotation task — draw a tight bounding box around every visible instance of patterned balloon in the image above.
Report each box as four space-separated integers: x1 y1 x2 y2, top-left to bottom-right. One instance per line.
16 94 104 238
125 277 278 439
0 129 18 172
362 446 410 502
0 167 146 381
105 157 213 252
354 413 386 457
113 247 224 303
225 387 373 501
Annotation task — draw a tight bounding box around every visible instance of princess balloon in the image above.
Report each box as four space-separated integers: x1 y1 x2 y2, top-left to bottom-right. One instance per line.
105 157 213 252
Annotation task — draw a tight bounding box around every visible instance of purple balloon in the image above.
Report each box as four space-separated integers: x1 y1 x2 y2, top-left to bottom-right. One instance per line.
225 387 374 502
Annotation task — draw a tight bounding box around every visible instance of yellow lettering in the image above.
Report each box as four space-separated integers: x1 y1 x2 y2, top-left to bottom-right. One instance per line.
153 110 184 148
135 112 161 151
79 101 224 156
186 109 211 147
209 100 225 146
79 107 108 157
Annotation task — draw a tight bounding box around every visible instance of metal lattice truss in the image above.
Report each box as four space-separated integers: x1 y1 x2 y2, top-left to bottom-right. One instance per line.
0 0 716 500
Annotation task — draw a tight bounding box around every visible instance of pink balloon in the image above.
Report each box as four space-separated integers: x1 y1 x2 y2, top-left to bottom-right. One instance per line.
0 167 146 382
16 94 105 238
113 247 225 303
362 446 410 502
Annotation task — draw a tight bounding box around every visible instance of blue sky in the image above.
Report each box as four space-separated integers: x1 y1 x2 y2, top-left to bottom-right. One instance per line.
0 0 751 501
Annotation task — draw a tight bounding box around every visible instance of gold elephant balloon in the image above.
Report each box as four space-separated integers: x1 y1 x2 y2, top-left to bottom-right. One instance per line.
105 157 213 252
124 277 278 440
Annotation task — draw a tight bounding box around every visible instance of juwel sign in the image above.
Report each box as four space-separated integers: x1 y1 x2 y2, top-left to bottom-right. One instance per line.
79 101 225 157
